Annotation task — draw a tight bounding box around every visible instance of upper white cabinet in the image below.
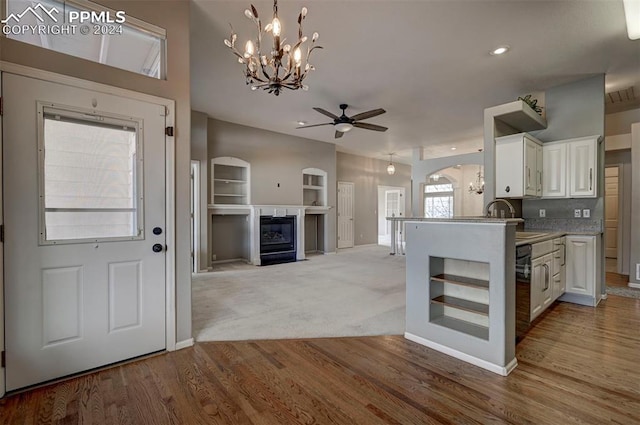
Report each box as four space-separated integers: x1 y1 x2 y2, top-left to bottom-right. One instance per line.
542 135 599 198
211 157 251 205
495 133 543 198
542 142 567 197
302 168 327 207
569 137 598 197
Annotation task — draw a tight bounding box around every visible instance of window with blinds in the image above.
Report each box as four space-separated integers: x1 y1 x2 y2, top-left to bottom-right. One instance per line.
40 106 143 243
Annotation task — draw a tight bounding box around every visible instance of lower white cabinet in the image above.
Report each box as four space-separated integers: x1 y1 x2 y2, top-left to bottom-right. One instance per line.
565 235 596 297
531 253 552 321
551 237 566 301
562 234 601 306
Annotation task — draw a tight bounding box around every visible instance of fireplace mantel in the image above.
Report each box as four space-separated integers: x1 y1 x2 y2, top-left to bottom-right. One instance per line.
207 204 331 266
249 205 331 265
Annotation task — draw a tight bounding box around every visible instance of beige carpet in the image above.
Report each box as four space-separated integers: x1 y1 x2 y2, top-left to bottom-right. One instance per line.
192 245 406 341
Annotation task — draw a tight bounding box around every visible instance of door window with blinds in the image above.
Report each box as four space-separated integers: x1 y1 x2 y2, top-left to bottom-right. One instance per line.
38 104 143 243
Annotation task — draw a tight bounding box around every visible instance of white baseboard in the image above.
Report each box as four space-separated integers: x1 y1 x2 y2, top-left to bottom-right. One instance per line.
629 282 640 289
175 338 194 350
404 332 517 376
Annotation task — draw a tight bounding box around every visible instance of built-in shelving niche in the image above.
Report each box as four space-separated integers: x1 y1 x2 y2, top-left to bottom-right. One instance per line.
211 157 251 205
429 257 490 340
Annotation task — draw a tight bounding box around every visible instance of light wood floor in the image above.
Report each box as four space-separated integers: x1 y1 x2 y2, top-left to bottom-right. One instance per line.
2 287 639 425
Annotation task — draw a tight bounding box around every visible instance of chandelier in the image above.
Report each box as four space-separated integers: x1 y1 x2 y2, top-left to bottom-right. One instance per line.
224 1 322 96
469 164 485 194
387 154 396 175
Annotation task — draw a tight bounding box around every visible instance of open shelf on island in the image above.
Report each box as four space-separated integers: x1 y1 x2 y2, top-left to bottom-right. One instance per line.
429 256 490 340
431 316 489 340
431 295 489 316
431 274 489 290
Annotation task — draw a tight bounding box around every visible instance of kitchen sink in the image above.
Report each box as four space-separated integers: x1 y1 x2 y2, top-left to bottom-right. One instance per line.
515 232 548 240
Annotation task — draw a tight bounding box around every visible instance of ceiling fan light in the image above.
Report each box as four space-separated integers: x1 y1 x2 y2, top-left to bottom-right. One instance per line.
335 123 354 132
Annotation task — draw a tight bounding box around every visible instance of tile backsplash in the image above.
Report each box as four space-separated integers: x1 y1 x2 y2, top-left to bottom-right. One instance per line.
525 218 602 233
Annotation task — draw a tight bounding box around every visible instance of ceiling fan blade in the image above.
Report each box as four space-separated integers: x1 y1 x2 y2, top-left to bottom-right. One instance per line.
334 130 344 139
350 108 386 121
296 123 333 129
313 107 339 120
353 122 388 132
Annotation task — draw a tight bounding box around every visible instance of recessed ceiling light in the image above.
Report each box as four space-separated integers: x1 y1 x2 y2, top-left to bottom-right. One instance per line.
451 147 457 151
490 45 510 55
298 121 307 126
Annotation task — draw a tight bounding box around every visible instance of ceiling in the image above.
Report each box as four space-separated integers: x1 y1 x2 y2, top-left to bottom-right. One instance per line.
190 0 640 164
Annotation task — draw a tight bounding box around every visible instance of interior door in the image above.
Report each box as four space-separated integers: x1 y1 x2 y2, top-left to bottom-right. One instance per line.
337 181 354 248
604 166 619 259
3 73 167 391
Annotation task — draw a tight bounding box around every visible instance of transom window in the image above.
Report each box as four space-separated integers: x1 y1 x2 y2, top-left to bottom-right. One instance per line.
424 178 454 218
4 0 166 79
39 105 143 243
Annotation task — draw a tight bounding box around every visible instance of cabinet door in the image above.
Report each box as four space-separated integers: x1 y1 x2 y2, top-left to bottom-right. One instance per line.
542 142 567 198
531 256 544 320
524 138 538 197
569 139 597 197
565 236 595 296
536 144 543 197
496 137 524 198
541 254 553 309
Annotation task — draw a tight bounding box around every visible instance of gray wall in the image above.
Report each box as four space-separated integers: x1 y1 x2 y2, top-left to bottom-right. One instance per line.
523 76 605 224
208 118 337 256
191 111 209 271
0 0 193 342
337 152 411 246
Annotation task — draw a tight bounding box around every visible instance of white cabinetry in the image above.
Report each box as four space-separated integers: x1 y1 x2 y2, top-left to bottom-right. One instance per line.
551 237 566 301
530 240 554 321
564 235 596 297
495 133 543 198
569 138 597 197
542 142 567 197
542 136 598 198
211 157 251 205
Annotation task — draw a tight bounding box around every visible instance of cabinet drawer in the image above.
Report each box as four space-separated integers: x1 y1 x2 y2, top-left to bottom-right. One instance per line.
532 240 553 258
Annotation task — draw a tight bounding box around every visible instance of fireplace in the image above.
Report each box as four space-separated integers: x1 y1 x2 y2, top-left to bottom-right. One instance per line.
260 216 296 265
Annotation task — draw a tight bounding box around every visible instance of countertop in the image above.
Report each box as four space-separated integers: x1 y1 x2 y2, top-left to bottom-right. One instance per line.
515 230 602 246
388 216 524 224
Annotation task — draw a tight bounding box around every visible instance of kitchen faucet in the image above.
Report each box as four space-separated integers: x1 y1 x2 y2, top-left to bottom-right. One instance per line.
485 198 516 218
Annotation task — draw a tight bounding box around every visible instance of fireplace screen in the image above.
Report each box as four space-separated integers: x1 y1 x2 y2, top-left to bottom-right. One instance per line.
260 216 296 265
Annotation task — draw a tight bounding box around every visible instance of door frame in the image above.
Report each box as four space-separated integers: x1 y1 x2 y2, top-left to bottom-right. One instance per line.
377 185 405 240
0 62 177 394
605 164 624 274
190 161 201 274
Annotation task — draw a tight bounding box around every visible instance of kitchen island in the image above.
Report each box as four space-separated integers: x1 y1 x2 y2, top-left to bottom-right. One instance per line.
404 218 521 375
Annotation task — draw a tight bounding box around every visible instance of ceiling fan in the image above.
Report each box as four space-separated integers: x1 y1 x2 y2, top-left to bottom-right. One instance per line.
296 104 388 139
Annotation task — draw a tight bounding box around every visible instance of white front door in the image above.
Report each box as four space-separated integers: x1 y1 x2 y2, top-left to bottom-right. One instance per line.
337 181 354 248
3 73 167 391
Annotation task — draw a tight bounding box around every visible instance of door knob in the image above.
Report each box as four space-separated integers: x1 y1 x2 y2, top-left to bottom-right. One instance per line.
152 243 164 253
153 227 163 235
